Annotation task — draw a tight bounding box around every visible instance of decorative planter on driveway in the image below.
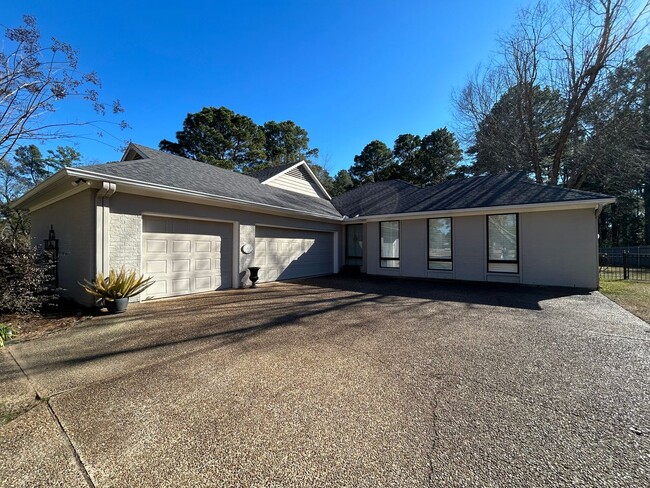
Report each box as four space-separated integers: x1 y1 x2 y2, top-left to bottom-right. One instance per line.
106 297 129 314
248 267 260 288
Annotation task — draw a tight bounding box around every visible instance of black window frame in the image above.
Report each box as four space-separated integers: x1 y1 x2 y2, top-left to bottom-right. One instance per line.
427 217 453 271
345 224 363 266
486 213 519 273
379 220 400 268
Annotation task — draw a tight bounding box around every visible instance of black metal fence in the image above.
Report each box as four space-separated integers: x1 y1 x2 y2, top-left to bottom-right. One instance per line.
599 250 650 281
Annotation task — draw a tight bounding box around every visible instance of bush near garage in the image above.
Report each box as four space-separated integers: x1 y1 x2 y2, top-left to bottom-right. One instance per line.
0 235 56 314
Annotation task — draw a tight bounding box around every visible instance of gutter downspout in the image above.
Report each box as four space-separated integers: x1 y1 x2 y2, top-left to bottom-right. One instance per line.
95 182 116 276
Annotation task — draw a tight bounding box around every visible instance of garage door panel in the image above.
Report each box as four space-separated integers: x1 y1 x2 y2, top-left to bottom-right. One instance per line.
254 227 333 283
194 276 212 291
142 217 232 299
145 239 167 253
172 240 190 253
145 260 167 274
172 278 191 294
195 240 211 253
147 280 167 296
172 259 190 272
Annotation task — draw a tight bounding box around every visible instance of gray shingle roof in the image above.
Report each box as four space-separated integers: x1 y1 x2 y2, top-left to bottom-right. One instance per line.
332 172 612 217
81 144 342 219
78 145 611 221
248 163 296 182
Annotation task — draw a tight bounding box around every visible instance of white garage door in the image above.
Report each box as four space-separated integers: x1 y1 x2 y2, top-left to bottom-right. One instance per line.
254 226 334 282
142 216 233 299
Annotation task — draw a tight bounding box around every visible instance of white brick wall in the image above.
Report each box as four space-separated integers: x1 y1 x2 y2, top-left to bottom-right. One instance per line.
109 212 142 294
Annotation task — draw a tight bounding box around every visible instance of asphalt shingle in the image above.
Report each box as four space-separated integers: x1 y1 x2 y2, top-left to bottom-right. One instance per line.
79 146 612 221
332 172 612 217
247 163 296 182
81 145 341 219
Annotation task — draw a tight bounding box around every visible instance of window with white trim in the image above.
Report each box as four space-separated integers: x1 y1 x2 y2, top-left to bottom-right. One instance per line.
428 218 452 270
487 214 519 273
380 221 400 268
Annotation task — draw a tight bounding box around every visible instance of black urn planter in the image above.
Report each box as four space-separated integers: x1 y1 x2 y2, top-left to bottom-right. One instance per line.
106 297 129 314
248 267 260 288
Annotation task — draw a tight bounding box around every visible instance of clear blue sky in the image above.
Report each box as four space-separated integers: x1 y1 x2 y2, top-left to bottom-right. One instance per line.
6 0 526 173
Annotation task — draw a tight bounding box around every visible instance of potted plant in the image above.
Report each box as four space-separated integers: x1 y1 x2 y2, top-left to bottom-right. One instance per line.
81 267 154 314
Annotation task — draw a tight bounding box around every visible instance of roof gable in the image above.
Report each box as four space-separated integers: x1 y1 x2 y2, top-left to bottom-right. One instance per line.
258 161 331 200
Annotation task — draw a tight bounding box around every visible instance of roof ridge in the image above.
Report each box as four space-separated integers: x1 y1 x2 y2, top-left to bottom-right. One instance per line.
518 178 611 198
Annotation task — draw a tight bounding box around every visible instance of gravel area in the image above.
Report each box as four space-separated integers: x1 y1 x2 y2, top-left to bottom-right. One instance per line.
1 275 649 487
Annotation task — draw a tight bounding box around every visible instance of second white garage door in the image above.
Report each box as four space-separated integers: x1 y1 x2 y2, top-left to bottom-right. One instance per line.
142 216 233 299
254 227 333 282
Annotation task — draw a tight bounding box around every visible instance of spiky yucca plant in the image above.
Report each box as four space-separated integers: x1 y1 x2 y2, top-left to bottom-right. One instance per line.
81 267 154 301
0 323 17 347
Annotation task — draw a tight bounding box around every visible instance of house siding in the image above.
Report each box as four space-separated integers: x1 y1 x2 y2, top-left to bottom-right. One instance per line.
265 166 328 199
520 208 598 289
400 219 427 278
356 207 599 289
29 189 96 306
454 215 487 282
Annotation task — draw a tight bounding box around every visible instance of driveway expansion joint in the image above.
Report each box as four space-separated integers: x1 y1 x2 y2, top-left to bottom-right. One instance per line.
426 394 443 488
46 401 96 488
7 348 41 401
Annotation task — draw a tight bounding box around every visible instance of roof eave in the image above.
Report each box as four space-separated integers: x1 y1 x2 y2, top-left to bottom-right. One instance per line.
66 167 343 222
343 198 617 222
10 169 73 209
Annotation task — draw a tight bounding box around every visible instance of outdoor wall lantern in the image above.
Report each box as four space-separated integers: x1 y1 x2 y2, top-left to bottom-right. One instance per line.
44 224 58 253
44 225 59 286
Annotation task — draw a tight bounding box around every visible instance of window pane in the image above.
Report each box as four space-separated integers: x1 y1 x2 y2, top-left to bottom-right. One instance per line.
488 214 518 262
429 261 452 270
428 218 452 260
488 262 518 273
380 221 399 268
380 222 399 259
346 224 363 258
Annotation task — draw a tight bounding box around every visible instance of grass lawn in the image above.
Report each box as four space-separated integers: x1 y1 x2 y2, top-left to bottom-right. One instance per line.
599 278 650 324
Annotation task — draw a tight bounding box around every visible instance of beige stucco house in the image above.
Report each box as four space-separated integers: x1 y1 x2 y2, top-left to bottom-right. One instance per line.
13 143 615 306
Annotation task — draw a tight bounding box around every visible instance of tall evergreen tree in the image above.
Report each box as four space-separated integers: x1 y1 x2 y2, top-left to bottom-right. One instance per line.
349 140 396 184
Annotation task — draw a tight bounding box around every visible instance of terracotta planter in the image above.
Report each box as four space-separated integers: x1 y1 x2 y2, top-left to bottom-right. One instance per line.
106 297 129 314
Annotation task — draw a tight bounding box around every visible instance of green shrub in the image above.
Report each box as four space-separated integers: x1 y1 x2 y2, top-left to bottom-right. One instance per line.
0 236 56 313
0 323 17 347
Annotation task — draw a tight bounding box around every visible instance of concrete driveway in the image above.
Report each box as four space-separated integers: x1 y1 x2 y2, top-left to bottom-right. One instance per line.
1 275 649 487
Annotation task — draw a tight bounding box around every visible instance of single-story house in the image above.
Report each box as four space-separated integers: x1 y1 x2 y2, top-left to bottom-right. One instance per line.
12 143 615 306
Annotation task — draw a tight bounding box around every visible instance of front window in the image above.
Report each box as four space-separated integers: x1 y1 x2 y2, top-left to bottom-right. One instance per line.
428 218 452 270
487 214 519 273
346 224 363 266
380 221 400 268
